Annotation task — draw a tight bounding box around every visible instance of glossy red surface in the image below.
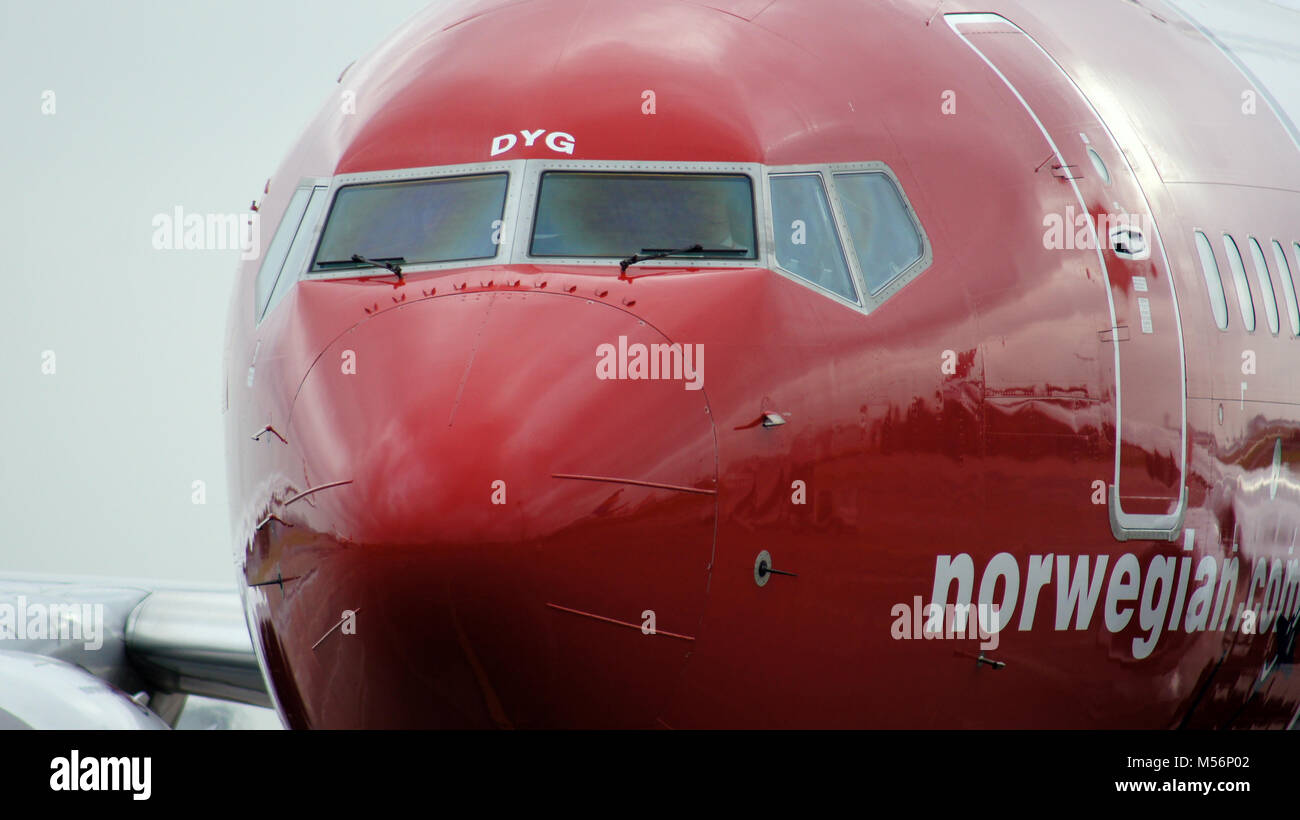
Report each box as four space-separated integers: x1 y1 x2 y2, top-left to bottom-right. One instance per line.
224 0 1300 727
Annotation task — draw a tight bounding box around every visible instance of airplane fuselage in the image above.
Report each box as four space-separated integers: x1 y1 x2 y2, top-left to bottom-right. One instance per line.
224 0 1300 728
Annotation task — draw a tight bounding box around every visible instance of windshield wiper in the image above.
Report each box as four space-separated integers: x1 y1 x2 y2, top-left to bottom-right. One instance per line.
316 254 406 281
618 244 749 274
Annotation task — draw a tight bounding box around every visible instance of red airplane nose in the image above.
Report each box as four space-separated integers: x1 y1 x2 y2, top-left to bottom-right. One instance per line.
252 288 718 728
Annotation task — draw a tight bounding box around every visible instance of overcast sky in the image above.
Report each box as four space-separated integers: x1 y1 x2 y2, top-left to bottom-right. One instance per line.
0 0 1296 585
0 0 429 583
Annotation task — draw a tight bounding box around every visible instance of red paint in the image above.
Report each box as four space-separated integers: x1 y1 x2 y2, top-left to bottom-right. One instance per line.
545 603 696 642
224 0 1300 728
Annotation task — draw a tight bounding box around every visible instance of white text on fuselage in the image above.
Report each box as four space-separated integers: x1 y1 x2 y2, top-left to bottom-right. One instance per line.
490 129 576 156
926 549 1300 660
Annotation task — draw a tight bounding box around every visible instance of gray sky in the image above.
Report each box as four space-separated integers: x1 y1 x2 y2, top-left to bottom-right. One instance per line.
0 0 1296 584
0 0 430 582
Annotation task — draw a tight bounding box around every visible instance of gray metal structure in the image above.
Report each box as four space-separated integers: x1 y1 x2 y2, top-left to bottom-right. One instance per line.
0 574 272 729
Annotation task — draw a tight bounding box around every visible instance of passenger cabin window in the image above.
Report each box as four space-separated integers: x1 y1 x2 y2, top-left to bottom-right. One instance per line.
1248 237 1280 335
833 172 923 294
1222 234 1256 332
1193 231 1229 330
255 187 311 322
530 172 755 261
769 174 856 301
313 173 508 272
1086 147 1111 186
1287 241 1300 336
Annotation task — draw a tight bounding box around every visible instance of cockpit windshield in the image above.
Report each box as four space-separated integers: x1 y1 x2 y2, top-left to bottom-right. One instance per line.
529 172 756 261
312 173 508 271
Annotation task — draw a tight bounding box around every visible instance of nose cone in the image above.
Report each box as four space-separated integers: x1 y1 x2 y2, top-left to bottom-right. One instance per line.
251 289 717 728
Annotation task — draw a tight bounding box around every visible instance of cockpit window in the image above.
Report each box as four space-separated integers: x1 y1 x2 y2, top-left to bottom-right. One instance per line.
311 173 508 271
530 172 756 260
255 187 311 321
833 172 923 294
769 173 857 301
